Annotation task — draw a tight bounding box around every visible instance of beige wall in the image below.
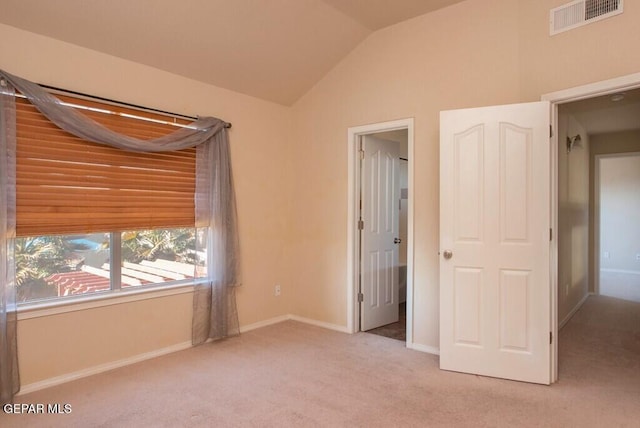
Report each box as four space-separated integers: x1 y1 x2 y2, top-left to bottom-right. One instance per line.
288 0 640 348
1 23 293 386
557 113 589 324
18 293 193 386
518 0 640 102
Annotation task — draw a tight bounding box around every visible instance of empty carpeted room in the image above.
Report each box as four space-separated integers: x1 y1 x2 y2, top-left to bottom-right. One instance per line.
1 1 639 426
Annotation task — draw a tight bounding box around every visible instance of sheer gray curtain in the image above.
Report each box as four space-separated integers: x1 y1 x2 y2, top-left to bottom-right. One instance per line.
193 135 241 344
0 70 240 403
0 75 19 405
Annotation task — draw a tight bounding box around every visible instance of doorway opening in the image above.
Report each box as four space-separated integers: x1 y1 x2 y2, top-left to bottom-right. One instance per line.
596 152 640 303
346 118 414 347
544 73 640 382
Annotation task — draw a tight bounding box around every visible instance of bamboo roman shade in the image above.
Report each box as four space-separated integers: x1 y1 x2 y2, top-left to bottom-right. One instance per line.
16 94 195 236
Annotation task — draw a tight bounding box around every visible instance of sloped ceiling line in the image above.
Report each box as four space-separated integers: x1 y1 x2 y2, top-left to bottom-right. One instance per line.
0 0 464 105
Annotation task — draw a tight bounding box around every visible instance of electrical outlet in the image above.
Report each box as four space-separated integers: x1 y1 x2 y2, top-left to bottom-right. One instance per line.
603 251 610 259
274 284 281 297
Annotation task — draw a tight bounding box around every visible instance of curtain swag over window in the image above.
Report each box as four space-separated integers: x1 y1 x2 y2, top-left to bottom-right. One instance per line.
0 70 241 404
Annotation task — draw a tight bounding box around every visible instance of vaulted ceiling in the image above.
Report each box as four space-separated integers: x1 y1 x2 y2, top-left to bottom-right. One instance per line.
0 0 464 105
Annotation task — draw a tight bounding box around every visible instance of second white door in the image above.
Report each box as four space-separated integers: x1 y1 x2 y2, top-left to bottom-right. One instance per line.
361 135 400 331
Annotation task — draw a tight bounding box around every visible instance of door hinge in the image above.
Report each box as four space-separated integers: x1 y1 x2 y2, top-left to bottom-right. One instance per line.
359 149 365 160
550 125 553 138
358 219 364 230
550 228 553 241
550 332 553 344
358 292 364 303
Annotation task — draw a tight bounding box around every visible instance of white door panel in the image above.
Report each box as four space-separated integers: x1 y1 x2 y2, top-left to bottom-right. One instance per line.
361 135 400 331
440 102 551 384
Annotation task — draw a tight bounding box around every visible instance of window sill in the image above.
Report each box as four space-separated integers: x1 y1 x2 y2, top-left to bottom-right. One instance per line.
17 282 200 321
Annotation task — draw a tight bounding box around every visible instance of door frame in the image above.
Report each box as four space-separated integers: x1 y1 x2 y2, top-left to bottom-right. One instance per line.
542 71 640 382
347 118 414 345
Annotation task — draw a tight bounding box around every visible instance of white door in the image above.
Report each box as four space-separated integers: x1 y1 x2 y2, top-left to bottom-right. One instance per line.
440 101 551 384
361 135 400 331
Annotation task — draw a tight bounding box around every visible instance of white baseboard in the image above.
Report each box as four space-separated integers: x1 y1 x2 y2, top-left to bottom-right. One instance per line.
407 342 440 356
559 293 590 329
19 340 193 396
239 315 290 333
288 315 350 333
241 314 350 334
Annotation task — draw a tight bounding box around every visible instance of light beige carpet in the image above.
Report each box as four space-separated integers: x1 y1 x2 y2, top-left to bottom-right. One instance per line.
1 295 639 427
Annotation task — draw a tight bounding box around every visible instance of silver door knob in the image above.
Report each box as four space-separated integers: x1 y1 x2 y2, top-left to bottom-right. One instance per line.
394 238 402 244
443 250 453 259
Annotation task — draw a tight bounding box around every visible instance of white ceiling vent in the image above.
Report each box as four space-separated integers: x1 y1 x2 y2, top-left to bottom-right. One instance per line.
550 0 623 35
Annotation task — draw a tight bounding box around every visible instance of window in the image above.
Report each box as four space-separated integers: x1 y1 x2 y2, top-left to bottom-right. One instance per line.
15 92 204 304
16 229 204 303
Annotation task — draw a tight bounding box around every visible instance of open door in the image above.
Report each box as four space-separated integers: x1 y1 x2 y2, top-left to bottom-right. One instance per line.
360 135 400 331
439 101 551 384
